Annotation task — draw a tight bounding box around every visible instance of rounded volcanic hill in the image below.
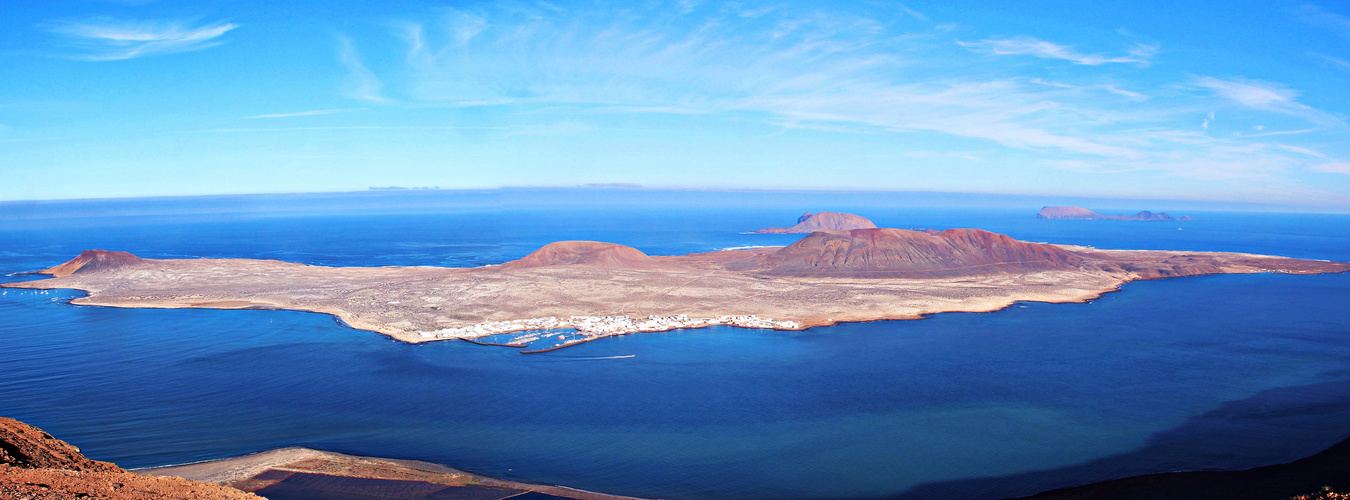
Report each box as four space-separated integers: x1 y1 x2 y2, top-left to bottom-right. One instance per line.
43 250 145 277
1037 206 1101 219
735 228 1084 278
498 241 678 271
754 211 878 233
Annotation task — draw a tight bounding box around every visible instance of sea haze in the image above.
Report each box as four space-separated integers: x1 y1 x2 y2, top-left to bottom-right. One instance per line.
1 190 1349 500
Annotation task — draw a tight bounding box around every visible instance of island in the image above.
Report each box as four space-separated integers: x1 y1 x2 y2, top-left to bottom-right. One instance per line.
752 211 877 233
1037 206 1193 221
4 224 1346 352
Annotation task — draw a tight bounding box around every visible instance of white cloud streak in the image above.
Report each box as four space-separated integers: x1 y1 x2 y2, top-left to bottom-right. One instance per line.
44 18 238 61
1191 76 1342 125
363 2 1342 184
1278 144 1326 157
1310 162 1350 175
337 35 388 103
958 36 1156 66
1295 3 1350 38
1323 54 1350 70
898 4 928 21
1030 78 1148 101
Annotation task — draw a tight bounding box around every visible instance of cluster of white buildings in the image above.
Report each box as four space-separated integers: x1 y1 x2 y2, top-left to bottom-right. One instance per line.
418 314 801 339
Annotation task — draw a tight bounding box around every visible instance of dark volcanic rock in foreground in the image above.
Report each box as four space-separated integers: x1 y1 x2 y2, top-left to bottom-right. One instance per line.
0 416 259 500
734 228 1084 278
1038 206 1192 221
755 211 878 233
1013 435 1350 500
42 249 146 277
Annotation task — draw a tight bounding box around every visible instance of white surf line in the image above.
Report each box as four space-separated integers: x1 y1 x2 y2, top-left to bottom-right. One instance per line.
717 245 774 251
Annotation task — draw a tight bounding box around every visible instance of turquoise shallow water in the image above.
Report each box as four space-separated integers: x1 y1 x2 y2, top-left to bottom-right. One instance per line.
2 192 1349 499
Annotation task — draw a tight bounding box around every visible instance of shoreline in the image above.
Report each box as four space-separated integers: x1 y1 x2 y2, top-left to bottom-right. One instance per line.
3 277 1117 351
129 434 1350 500
3 260 1342 353
136 446 648 500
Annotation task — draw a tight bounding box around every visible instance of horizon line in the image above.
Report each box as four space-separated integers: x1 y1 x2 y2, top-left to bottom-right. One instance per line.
0 185 1345 215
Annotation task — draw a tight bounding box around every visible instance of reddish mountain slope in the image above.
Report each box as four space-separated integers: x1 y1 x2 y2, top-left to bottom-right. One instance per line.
733 228 1084 278
755 211 878 233
43 250 145 277
0 417 120 472
0 417 258 499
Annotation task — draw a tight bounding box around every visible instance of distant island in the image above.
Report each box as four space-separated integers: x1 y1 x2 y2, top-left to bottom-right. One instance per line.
5 214 1345 352
368 186 441 191
753 211 877 233
1037 206 1193 221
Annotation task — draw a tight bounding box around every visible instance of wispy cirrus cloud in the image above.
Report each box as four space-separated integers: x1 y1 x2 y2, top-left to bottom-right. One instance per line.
1322 54 1350 70
1278 144 1326 157
1191 76 1342 125
358 2 1343 185
1294 3 1350 38
897 4 928 21
336 35 387 103
43 18 238 61
958 36 1156 66
1030 78 1148 101
393 5 1158 159
1310 162 1350 175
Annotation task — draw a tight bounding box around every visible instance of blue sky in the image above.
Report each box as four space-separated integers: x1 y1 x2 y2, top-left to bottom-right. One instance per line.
3 0 1350 208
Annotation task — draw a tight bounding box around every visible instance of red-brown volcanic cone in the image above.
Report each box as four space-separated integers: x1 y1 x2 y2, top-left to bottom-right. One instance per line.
737 228 1084 278
499 241 678 270
43 250 145 277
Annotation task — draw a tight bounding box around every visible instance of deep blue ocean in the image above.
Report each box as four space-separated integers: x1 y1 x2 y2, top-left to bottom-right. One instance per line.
2 190 1349 500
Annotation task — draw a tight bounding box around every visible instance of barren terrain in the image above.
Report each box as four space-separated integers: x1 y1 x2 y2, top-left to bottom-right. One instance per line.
5 227 1346 350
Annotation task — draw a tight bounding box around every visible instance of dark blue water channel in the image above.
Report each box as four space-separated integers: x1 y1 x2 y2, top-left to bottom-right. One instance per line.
2 196 1349 499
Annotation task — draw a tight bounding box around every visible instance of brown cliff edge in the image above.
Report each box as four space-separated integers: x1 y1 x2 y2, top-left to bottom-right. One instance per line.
0 416 259 500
